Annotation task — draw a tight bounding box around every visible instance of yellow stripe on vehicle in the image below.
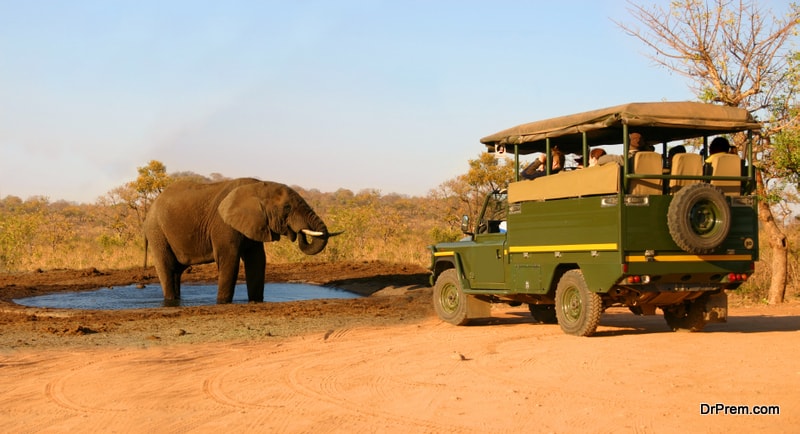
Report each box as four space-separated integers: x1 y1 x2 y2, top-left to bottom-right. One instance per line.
509 243 618 253
433 251 455 257
626 254 753 262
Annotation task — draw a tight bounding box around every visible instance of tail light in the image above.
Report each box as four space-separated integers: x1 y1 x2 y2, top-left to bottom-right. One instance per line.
728 273 749 282
624 275 651 284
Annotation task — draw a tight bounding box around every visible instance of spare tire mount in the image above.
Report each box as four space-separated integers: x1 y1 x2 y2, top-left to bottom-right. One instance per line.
667 183 731 254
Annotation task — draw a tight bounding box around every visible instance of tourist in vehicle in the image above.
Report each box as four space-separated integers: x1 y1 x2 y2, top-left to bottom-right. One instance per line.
706 137 731 161
520 146 565 179
704 136 747 180
666 145 686 169
630 132 650 153
704 136 731 175
596 132 647 166
588 148 607 167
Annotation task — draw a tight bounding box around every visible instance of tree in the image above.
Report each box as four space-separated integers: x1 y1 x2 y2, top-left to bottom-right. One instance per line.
129 160 172 224
97 185 141 243
99 160 173 268
766 51 800 211
619 0 800 304
0 198 44 271
431 152 515 232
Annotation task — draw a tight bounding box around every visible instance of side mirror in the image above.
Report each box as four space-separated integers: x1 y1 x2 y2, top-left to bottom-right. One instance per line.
460 215 472 235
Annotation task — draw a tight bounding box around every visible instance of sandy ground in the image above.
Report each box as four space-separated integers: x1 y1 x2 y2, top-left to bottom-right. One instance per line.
0 261 798 433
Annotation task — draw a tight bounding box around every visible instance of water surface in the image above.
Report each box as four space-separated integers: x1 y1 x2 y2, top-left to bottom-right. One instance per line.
14 283 359 310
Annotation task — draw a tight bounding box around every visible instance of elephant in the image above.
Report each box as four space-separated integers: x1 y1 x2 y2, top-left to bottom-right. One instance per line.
143 178 338 304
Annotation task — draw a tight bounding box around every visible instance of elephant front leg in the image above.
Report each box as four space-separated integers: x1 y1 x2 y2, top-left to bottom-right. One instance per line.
242 243 266 302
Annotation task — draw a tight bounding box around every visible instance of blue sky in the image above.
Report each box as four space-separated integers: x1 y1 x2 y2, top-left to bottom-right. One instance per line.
0 0 703 203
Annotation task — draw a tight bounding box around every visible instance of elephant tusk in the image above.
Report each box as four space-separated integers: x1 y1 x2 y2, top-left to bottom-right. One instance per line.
300 229 344 238
301 229 325 237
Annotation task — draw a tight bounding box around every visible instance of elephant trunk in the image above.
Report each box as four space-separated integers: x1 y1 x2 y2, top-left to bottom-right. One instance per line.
294 211 329 256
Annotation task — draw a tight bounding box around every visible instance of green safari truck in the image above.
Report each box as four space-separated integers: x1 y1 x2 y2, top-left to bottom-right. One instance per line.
429 102 761 336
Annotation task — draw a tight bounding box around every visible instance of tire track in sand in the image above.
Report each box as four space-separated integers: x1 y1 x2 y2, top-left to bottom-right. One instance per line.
44 351 135 413
280 327 480 433
200 343 316 430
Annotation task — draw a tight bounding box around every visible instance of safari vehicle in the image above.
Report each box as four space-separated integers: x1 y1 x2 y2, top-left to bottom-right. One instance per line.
429 102 761 336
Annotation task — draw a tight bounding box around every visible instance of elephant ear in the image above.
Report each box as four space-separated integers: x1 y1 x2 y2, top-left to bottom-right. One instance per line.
218 184 275 242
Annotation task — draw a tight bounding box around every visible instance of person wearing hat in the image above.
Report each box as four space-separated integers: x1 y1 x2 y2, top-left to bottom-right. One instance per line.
596 132 648 166
588 148 607 167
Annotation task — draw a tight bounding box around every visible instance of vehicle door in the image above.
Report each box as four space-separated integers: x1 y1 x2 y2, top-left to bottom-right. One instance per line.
466 191 507 289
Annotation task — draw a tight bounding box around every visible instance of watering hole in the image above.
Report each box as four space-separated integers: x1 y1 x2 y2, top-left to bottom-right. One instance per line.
14 283 360 310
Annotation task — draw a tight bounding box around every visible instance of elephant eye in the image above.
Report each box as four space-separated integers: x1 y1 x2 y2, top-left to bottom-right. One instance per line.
284 204 292 214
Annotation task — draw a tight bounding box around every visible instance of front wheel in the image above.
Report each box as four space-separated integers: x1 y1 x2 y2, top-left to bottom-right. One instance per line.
433 269 468 325
433 269 490 325
555 270 602 336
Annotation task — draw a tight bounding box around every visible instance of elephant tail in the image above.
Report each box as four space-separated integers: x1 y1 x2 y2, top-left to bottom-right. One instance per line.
143 236 149 269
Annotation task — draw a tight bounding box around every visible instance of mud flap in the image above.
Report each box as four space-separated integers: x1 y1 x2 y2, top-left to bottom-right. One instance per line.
703 292 728 323
466 295 491 319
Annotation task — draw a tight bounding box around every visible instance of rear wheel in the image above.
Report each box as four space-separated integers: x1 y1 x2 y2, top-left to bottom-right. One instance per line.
555 270 602 336
663 298 707 332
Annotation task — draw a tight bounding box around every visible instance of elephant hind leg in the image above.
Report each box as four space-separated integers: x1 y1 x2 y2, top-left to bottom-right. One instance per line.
145 226 182 302
152 247 185 302
159 265 185 301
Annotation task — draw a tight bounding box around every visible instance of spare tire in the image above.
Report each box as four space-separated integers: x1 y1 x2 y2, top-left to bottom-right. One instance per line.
667 183 731 254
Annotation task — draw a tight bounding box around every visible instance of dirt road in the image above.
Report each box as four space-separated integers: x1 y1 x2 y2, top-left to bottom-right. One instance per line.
0 262 798 432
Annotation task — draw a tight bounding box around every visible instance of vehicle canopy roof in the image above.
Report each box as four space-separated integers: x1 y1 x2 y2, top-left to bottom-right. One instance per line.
480 101 762 155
